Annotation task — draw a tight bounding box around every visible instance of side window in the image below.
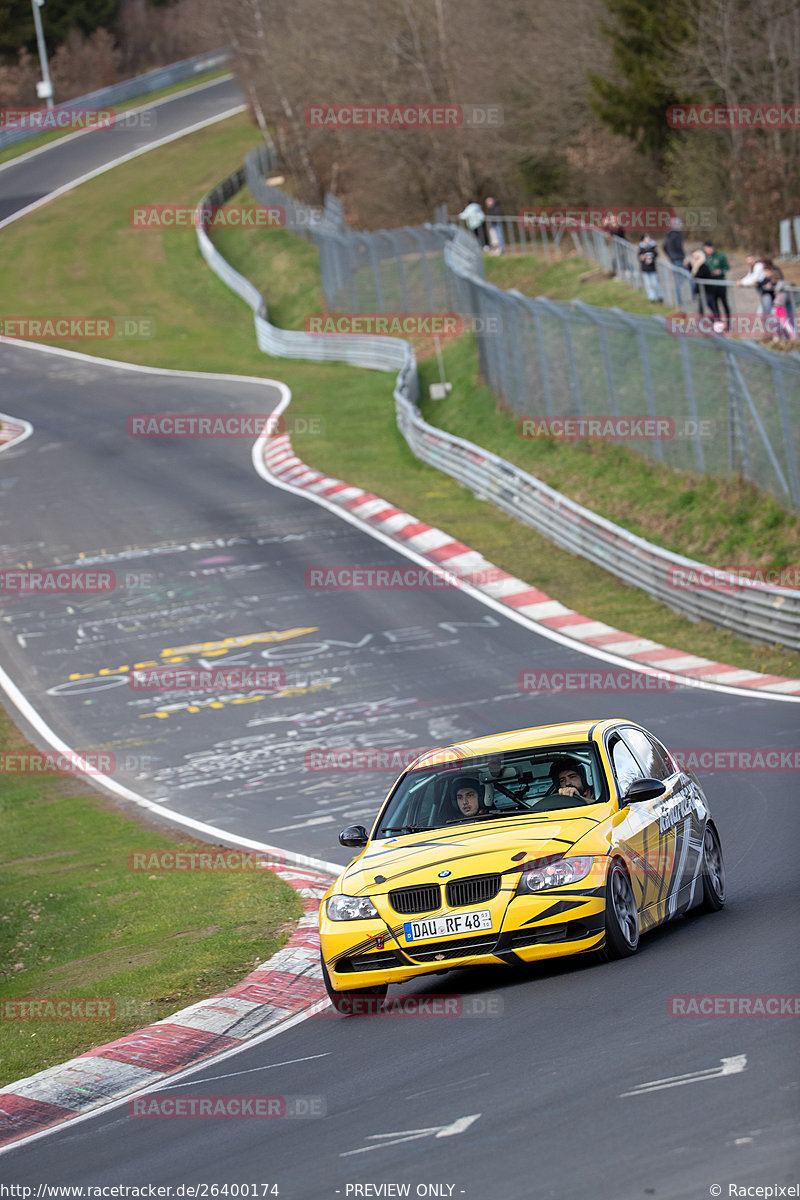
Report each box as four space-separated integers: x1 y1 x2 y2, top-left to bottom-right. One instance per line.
650 734 679 776
608 734 644 797
621 728 671 781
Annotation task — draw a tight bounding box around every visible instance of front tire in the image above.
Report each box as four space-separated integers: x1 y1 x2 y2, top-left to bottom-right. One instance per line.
697 823 726 912
598 860 639 960
320 954 388 1016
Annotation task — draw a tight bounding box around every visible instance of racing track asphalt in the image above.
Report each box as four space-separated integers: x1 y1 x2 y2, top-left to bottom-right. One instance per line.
0 76 244 227
0 82 797 1198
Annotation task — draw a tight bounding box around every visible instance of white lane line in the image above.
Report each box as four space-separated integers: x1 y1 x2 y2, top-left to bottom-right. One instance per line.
0 74 236 175
620 1055 747 1097
0 657 340 875
0 104 245 231
437 1113 483 1137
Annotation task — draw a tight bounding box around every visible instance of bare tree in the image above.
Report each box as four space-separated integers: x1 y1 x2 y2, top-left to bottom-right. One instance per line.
662 0 800 247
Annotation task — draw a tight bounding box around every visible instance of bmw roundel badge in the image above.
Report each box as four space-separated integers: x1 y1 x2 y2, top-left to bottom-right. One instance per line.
438 870 451 878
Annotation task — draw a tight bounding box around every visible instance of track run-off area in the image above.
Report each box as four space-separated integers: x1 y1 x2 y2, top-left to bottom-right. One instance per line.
0 77 797 1199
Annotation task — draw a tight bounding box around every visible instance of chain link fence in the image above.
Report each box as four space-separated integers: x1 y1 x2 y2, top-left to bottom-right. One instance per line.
201 159 800 648
438 210 800 322
246 146 454 314
244 147 800 511
444 238 800 507
568 224 800 322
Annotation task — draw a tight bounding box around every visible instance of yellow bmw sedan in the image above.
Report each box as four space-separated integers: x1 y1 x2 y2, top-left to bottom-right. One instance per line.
319 719 725 1013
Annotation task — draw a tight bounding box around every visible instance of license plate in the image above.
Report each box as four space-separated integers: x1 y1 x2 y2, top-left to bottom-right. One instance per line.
403 909 492 942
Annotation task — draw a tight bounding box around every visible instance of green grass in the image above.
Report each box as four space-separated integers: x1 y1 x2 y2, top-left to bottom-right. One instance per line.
0 706 302 1086
1 110 796 682
212 222 325 331
0 68 230 168
485 252 659 316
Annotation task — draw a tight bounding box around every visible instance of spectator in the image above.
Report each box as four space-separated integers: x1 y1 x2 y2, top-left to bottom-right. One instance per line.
663 216 685 264
484 196 505 256
763 261 797 338
737 254 771 315
638 233 663 303
663 216 690 303
690 249 717 321
760 259 780 318
702 239 731 331
458 202 487 248
603 213 628 277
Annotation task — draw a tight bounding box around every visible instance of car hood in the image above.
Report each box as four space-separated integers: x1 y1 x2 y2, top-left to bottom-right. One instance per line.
339 814 603 895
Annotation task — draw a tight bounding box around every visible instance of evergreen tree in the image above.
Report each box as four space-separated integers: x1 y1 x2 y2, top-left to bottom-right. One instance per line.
588 0 691 158
1 0 119 62
0 0 35 60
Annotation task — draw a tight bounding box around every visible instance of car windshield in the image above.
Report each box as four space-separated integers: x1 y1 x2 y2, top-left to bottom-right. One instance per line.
373 742 606 839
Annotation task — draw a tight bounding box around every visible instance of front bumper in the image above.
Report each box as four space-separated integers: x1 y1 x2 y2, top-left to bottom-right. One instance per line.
320 887 606 991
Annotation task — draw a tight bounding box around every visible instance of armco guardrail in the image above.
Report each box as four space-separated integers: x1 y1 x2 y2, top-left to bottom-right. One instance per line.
197 170 414 379
197 163 800 650
0 50 230 152
394 393 800 650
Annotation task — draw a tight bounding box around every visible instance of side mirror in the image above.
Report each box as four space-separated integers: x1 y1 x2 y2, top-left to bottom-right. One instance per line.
624 777 667 803
339 825 369 848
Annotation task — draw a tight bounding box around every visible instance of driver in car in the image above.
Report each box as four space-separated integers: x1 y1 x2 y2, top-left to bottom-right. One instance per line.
454 777 487 817
549 757 595 803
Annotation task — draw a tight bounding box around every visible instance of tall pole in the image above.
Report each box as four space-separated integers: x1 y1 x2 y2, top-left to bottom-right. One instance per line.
31 0 54 109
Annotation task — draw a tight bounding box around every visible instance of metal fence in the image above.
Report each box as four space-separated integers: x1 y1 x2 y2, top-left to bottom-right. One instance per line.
435 208 576 259
246 146 455 314
0 49 230 152
569 224 800 323
439 210 800 325
200 161 800 649
249 148 800 510
198 168 414 378
442 236 800 508
779 217 800 260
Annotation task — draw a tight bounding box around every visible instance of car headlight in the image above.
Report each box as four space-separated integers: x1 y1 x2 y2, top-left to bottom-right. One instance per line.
515 856 593 895
326 894 380 921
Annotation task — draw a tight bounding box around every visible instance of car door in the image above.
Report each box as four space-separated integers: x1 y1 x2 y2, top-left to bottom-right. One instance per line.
604 728 664 930
631 728 708 915
618 726 706 923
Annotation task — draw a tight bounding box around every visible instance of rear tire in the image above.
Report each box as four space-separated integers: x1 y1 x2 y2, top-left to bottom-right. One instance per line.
320 954 388 1016
697 823 726 912
598 860 639 961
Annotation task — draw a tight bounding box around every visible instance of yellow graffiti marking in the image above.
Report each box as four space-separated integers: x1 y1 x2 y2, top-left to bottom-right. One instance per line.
139 678 335 719
65 628 318 682
161 628 318 657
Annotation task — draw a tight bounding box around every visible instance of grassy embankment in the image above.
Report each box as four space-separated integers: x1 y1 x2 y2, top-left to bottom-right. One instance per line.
0 705 303 1086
